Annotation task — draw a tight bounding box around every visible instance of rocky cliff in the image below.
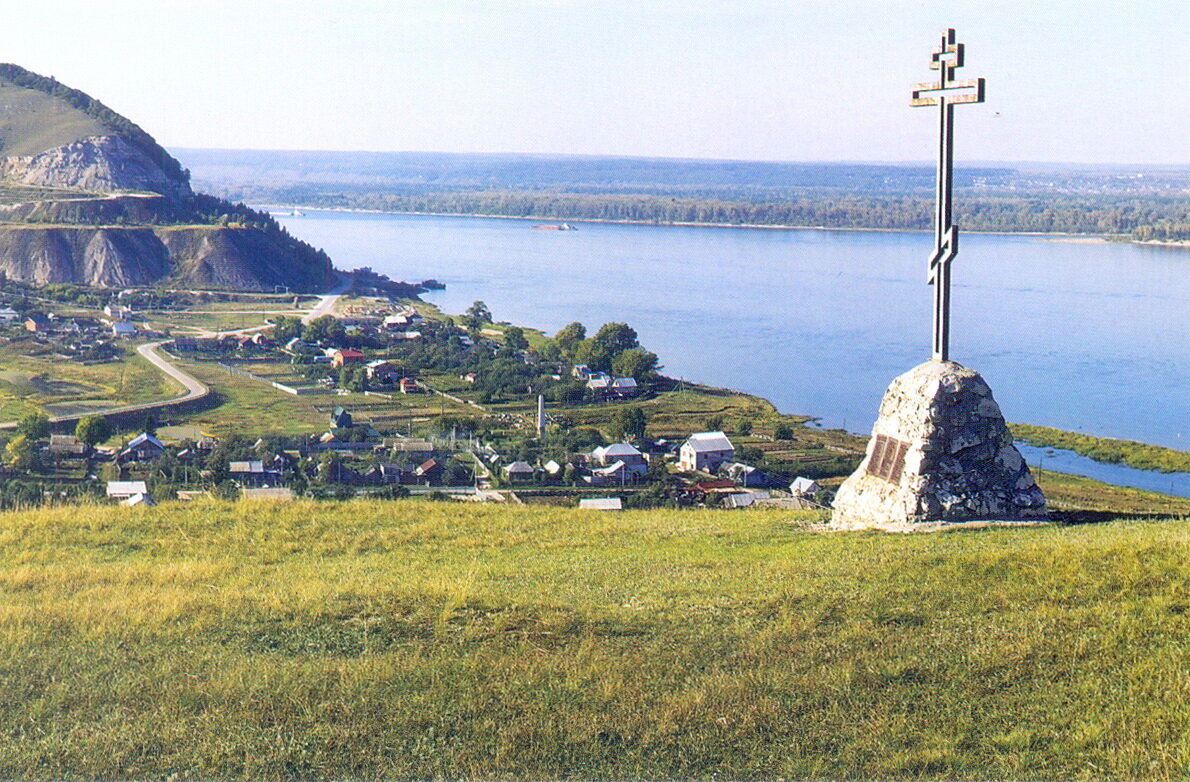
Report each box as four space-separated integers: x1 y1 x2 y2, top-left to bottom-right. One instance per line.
0 225 332 292
0 64 337 291
0 135 193 202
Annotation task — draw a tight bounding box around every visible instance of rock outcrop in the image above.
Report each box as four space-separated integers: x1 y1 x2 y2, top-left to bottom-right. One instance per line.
0 225 332 292
831 360 1047 531
0 63 338 291
0 135 192 202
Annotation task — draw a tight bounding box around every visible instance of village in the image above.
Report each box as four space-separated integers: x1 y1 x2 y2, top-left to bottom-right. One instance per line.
0 280 854 510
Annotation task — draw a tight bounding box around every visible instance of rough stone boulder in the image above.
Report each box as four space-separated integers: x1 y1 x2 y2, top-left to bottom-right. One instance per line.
831 360 1047 531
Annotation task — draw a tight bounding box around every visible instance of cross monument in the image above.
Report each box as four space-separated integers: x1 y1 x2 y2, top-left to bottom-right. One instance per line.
830 30 1046 530
910 28 984 362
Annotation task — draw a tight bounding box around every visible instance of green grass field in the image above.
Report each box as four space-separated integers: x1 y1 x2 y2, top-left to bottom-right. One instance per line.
1 499 1188 779
0 340 175 422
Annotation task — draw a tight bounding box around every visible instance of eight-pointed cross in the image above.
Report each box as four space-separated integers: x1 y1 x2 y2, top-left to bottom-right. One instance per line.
911 28 985 362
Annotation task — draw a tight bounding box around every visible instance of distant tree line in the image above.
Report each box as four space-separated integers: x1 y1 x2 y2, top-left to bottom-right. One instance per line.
240 186 1190 236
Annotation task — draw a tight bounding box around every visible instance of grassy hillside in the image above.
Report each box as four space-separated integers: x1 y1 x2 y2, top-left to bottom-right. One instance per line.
1 500 1189 779
0 82 109 157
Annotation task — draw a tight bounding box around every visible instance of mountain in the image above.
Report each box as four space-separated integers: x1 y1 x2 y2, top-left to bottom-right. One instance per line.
0 65 335 291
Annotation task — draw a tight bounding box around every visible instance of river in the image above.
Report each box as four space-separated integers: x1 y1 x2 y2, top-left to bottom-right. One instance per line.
271 209 1189 494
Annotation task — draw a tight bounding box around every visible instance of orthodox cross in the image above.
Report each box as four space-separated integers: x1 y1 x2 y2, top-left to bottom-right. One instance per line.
911 28 985 362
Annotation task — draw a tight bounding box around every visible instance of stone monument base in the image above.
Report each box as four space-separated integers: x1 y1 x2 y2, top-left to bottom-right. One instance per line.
831 360 1046 531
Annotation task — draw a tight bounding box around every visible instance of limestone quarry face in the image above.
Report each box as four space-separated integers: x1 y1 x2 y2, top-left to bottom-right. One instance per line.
0 135 192 201
831 360 1047 531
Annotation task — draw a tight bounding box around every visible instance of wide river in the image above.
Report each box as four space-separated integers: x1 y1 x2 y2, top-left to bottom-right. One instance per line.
273 210 1188 482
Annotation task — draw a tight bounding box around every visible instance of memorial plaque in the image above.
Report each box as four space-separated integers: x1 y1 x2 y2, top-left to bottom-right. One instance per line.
866 434 908 483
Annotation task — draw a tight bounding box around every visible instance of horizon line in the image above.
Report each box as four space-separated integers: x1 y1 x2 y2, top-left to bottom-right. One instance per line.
168 147 1190 171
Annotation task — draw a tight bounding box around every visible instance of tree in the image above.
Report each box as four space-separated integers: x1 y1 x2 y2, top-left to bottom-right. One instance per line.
75 415 112 447
554 322 586 359
611 348 659 382
705 414 725 432
503 326 528 352
464 301 492 332
773 424 795 441
610 407 648 440
4 434 34 471
302 315 345 345
271 314 304 343
578 322 640 373
591 322 639 357
17 412 50 441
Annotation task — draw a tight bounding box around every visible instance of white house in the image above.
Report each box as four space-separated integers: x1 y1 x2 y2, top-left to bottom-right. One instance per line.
790 477 821 497
679 431 735 472
0 307 18 324
585 373 612 391
590 443 648 476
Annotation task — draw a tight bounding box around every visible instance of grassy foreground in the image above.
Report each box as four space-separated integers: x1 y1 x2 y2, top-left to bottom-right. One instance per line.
2 501 1190 779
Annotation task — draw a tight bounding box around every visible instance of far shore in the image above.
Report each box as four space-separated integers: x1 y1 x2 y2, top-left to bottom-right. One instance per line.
255 203 1187 243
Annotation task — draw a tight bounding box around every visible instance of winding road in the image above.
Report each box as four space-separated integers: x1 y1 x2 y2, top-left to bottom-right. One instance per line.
0 274 351 431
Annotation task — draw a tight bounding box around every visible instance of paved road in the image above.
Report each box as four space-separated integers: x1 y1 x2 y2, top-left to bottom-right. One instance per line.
0 273 351 430
0 341 210 431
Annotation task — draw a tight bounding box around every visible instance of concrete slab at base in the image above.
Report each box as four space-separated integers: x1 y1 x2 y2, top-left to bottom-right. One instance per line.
831 360 1047 531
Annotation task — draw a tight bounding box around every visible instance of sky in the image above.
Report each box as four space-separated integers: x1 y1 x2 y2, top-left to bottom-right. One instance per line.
3 0 1187 165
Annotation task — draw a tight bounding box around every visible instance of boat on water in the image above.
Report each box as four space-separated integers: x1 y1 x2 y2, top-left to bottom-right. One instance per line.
531 222 577 231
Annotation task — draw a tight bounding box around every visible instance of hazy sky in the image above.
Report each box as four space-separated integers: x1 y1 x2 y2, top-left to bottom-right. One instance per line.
4 1 1187 164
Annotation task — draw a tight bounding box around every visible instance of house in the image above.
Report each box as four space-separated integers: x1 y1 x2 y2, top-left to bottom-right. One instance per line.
415 458 445 483
366 462 415 485
111 320 137 339
331 348 365 368
399 378 422 394
585 372 612 392
48 434 87 457
609 377 639 399
724 491 771 509
365 360 399 383
107 480 148 500
790 477 821 497
579 497 622 511
24 313 52 333
118 432 165 463
503 461 536 482
104 304 132 320
719 461 770 488
460 372 478 384
0 307 19 324
679 431 735 472
589 443 648 476
543 459 564 478
229 460 279 487
330 407 353 428
724 493 757 509
587 460 636 486
386 439 436 461
571 364 593 380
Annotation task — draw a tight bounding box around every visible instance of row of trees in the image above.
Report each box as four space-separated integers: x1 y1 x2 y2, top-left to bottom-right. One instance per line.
241 188 1190 236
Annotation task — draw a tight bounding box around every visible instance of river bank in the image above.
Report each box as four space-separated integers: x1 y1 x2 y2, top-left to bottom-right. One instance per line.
262 203 1147 241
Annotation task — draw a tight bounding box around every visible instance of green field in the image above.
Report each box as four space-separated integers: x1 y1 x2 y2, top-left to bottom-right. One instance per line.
1 498 1188 779
0 339 175 422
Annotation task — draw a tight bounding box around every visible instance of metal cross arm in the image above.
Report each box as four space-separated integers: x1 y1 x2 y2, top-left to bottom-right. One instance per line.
911 28 985 363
